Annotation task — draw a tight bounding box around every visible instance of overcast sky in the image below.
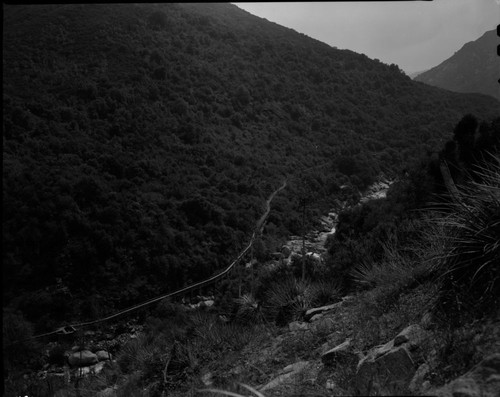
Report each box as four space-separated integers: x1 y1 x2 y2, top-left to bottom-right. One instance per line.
234 1 499 75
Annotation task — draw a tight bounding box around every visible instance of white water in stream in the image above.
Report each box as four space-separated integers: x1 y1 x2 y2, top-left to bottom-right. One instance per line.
280 179 393 265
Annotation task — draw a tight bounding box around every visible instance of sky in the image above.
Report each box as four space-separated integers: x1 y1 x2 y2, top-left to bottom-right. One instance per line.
233 1 499 75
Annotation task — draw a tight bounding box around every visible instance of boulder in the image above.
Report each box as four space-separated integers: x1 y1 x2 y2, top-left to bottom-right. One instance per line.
354 324 431 395
409 363 430 393
304 301 342 321
430 354 500 397
309 313 323 322
393 324 428 348
421 311 435 330
201 372 213 386
321 339 359 366
356 324 429 395
95 350 112 361
289 321 309 332
282 361 309 374
68 350 98 367
259 361 309 392
451 378 480 397
311 316 336 334
96 386 117 397
281 246 291 258
74 361 106 377
356 345 416 395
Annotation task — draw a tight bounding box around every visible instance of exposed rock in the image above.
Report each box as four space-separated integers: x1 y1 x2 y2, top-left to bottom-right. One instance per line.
430 354 500 397
409 363 430 393
282 361 309 374
394 324 428 347
281 246 291 258
451 378 480 397
289 321 309 332
96 386 117 397
259 361 309 392
201 371 213 386
309 313 323 322
422 380 432 391
325 379 336 390
354 324 432 394
304 301 342 321
421 311 435 330
73 361 106 377
356 345 416 395
321 339 359 366
68 350 98 367
37 370 48 379
310 316 336 334
360 180 393 203
95 350 112 361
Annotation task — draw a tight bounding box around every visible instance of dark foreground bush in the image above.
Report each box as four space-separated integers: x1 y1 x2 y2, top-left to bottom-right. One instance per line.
435 156 500 320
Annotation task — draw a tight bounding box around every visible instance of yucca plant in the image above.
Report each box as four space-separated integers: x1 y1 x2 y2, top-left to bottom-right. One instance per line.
189 311 256 358
234 293 265 325
264 277 311 324
433 156 500 317
264 277 340 325
350 238 435 292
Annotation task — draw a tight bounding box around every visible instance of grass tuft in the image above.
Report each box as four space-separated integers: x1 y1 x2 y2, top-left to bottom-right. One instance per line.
264 277 340 325
433 156 500 318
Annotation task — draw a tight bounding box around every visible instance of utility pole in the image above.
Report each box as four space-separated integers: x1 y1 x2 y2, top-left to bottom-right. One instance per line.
250 243 254 296
301 197 306 281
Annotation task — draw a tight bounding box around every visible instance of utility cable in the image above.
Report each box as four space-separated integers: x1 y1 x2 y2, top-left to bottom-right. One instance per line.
11 178 287 344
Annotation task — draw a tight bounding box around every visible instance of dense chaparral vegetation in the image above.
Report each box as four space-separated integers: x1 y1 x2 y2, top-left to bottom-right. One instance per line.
3 3 500 336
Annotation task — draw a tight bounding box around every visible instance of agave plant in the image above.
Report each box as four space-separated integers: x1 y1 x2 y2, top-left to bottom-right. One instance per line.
433 155 500 316
264 277 340 324
234 293 265 324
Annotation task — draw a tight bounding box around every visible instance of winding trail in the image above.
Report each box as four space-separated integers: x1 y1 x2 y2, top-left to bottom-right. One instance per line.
23 178 288 341
256 178 288 233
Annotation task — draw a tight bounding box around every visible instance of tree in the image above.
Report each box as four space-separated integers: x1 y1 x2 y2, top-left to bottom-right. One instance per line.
453 114 478 165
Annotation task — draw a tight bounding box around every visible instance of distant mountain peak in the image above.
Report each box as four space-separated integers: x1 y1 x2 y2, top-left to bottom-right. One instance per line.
415 29 499 100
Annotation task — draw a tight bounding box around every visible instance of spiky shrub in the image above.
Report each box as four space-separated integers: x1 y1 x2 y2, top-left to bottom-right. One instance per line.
264 277 310 325
350 215 450 308
115 332 175 394
351 239 432 292
234 293 265 325
435 156 500 318
189 311 256 357
264 277 340 325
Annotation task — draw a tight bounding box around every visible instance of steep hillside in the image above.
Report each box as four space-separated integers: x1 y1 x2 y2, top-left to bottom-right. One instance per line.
408 69 428 79
415 30 499 100
3 3 499 331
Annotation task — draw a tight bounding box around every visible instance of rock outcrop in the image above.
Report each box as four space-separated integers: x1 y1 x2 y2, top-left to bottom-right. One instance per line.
259 361 310 392
355 324 430 395
430 353 500 397
321 339 361 367
68 350 98 368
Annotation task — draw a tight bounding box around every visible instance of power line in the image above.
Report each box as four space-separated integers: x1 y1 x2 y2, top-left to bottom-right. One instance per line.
10 178 288 345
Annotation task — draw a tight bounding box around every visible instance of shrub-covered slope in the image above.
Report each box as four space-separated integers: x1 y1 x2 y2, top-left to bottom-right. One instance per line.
3 3 499 328
415 30 499 100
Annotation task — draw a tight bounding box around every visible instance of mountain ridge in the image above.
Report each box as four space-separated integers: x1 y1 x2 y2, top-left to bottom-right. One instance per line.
415 29 499 100
3 3 499 330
